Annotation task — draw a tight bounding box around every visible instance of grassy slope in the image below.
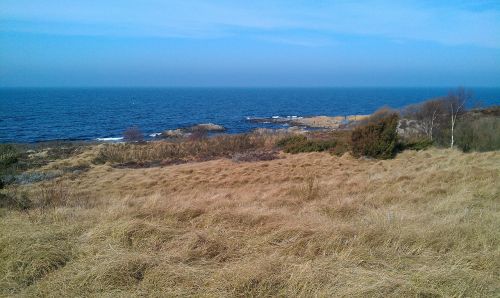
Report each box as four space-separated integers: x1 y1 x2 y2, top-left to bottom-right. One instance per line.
1 148 499 297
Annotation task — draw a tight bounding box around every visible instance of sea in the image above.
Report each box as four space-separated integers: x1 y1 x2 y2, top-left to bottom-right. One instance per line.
1 87 499 143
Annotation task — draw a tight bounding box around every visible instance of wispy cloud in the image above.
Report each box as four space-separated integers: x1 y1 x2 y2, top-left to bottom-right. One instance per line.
1 0 500 48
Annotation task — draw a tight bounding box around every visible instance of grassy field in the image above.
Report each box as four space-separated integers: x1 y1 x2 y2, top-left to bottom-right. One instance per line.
0 145 499 296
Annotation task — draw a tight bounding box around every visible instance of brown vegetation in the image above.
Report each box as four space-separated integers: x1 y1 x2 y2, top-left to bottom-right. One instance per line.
1 145 499 296
123 126 144 142
94 132 282 166
401 88 470 149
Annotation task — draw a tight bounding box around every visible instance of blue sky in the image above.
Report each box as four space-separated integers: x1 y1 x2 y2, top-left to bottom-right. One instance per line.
1 0 499 87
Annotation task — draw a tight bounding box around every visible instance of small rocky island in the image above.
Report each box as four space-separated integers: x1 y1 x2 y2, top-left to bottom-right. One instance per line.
160 123 226 138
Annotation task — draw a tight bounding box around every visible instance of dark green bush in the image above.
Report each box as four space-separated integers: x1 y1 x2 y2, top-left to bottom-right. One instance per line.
0 144 20 168
351 113 399 159
455 117 500 152
1 144 21 189
401 138 433 151
276 135 308 147
277 135 337 154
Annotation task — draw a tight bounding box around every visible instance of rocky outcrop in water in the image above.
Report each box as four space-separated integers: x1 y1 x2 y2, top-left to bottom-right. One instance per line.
247 115 369 129
159 123 226 138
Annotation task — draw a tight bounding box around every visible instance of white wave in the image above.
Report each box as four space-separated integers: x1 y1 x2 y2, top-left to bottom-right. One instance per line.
96 137 124 141
272 116 280 119
149 133 162 137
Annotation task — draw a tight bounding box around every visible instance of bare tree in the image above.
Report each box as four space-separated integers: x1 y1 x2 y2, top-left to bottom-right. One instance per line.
445 88 469 148
420 100 446 141
403 99 446 141
123 126 144 142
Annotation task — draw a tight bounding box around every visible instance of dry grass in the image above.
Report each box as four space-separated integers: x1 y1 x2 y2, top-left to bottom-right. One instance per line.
0 148 499 297
93 132 282 166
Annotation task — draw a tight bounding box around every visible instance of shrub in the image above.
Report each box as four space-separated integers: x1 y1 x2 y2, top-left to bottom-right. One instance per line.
123 126 144 142
0 144 20 168
37 180 71 209
0 144 22 189
277 135 337 154
0 188 32 210
351 113 399 159
231 150 278 163
188 129 208 141
357 106 398 127
400 138 433 151
455 117 500 152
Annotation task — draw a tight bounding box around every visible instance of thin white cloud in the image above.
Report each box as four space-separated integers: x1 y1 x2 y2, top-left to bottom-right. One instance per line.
1 0 499 48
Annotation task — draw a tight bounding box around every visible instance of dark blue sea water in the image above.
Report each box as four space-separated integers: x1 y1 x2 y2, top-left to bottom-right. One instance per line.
1 87 499 143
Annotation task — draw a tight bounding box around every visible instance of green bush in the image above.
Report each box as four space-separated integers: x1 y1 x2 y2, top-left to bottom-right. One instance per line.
455 117 500 152
1 145 21 189
351 113 399 159
401 138 433 151
0 144 20 168
277 135 337 154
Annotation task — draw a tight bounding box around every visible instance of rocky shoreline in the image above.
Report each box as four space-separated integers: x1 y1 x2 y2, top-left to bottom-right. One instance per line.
246 114 369 129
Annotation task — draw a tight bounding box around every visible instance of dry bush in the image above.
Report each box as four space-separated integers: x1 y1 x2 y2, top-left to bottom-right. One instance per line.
402 99 447 139
0 186 32 210
402 88 471 148
231 150 279 163
188 129 208 141
123 126 144 142
37 180 71 209
358 106 398 126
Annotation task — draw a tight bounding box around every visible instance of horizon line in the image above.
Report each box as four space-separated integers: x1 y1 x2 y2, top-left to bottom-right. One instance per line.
2 85 500 89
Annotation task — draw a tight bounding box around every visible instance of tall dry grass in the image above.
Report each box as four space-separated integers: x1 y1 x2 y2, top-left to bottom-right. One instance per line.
0 148 499 296
94 132 283 165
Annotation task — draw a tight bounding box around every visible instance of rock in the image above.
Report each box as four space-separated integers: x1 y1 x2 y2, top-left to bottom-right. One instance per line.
286 126 308 133
190 123 225 132
397 119 425 137
161 129 186 138
246 115 369 129
160 123 225 139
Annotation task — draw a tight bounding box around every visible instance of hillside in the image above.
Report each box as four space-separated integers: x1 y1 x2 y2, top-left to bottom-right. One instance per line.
1 147 499 296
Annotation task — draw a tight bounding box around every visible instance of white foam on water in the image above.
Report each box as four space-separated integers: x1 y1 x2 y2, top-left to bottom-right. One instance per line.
96 137 124 141
149 133 162 137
